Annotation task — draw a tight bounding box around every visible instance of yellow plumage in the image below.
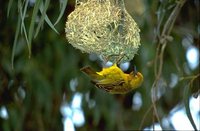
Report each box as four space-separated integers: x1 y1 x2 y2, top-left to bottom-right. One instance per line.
80 64 143 94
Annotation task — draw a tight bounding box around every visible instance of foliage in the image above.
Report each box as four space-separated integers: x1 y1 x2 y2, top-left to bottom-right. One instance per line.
0 0 199 130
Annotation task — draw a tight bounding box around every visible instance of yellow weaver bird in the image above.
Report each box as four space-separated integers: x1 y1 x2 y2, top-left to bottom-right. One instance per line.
80 64 143 94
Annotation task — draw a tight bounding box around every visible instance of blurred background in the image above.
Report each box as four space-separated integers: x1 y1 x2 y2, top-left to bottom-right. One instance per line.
0 0 199 130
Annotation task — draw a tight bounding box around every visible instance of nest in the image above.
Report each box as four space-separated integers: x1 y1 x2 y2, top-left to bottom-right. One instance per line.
65 0 140 63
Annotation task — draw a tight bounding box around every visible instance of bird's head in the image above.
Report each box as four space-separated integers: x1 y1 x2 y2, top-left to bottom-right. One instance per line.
129 66 143 89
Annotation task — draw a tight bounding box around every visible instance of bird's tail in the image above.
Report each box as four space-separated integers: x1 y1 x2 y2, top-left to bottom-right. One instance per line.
80 66 101 80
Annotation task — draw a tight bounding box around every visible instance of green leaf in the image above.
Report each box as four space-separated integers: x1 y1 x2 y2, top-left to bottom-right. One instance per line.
34 0 50 38
19 0 31 57
54 0 68 25
39 5 59 34
7 0 14 17
20 0 29 33
28 0 42 57
184 85 198 131
11 17 21 69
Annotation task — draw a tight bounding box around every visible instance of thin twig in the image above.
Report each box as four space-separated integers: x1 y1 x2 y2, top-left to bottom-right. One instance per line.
161 0 187 37
150 0 187 129
157 42 167 77
153 109 155 131
151 81 162 129
139 104 153 130
179 74 200 81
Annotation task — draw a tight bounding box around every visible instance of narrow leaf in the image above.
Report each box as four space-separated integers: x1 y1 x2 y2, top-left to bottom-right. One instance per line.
11 17 21 69
7 0 14 17
54 0 68 25
22 0 29 20
39 7 59 34
18 0 31 56
20 0 29 33
34 0 50 38
28 0 42 57
184 85 198 131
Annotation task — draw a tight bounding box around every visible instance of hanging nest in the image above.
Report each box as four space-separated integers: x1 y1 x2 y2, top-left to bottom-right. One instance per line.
65 0 140 63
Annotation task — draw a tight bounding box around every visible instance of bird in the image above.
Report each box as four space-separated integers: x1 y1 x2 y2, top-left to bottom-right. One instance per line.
80 63 143 94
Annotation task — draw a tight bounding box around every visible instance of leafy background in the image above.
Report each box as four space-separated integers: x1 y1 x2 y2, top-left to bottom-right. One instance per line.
0 0 199 130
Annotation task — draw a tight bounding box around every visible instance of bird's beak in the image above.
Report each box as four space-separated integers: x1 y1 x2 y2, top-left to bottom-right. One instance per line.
133 65 138 76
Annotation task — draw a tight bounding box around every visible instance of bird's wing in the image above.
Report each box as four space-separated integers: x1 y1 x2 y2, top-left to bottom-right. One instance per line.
91 79 125 93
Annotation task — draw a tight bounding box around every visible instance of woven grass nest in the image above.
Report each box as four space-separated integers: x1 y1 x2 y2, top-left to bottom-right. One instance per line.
65 0 140 63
